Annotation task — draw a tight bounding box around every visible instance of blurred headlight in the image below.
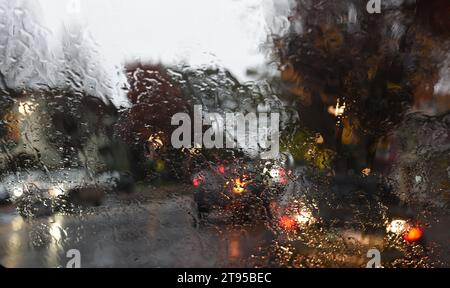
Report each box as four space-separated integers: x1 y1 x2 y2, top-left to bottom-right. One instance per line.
294 209 316 226
232 177 247 194
387 219 408 235
49 186 65 198
13 187 24 198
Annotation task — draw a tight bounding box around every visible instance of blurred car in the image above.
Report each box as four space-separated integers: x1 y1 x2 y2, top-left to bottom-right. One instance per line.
192 154 293 221
269 170 426 252
0 169 121 217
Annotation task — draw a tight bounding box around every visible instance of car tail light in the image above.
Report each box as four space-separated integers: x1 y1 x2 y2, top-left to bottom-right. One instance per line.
192 175 204 187
232 177 247 194
404 226 423 242
216 164 225 175
279 215 297 231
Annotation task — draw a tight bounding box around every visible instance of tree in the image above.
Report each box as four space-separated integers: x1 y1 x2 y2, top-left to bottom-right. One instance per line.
277 0 450 173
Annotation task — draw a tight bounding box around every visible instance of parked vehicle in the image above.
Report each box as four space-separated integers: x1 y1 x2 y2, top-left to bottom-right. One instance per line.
192 154 293 221
0 169 121 217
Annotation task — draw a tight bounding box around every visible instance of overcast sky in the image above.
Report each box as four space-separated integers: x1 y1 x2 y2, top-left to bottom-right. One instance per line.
37 0 291 81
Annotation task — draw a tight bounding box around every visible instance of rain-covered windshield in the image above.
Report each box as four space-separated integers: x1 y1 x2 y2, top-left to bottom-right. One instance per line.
0 0 448 268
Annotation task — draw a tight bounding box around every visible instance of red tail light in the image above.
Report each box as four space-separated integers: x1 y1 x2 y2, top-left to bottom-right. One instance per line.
279 215 297 231
192 176 204 187
278 167 288 185
217 165 225 175
404 226 423 242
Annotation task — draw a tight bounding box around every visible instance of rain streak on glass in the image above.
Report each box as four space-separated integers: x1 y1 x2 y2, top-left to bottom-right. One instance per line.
0 0 449 268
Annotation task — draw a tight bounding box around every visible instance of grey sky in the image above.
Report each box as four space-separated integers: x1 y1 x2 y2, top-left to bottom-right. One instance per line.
38 0 287 81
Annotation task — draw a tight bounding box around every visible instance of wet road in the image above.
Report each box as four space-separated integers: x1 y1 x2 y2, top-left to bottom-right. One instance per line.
0 184 273 268
0 183 448 268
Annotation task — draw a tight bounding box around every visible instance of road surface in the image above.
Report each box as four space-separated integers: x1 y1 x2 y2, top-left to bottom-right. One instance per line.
0 183 273 268
0 183 448 268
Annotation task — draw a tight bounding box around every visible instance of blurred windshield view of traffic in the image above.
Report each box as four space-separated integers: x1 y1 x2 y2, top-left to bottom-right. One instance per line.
0 0 449 268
